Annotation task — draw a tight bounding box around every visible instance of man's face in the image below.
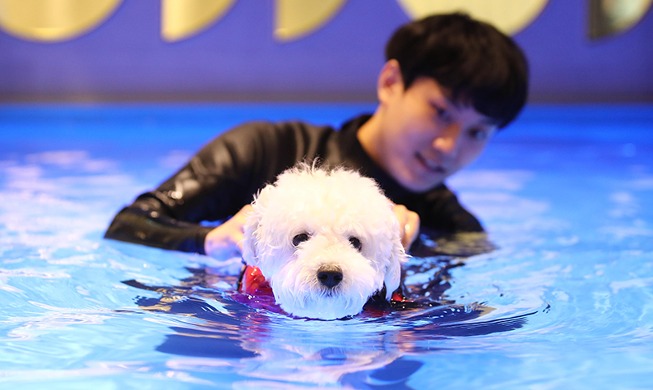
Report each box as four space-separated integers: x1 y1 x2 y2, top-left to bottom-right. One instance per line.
374 74 499 193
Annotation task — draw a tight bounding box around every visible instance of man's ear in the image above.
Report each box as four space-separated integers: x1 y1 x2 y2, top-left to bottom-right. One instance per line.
377 59 404 104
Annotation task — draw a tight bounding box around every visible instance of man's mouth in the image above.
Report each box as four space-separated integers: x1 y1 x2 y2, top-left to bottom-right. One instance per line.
415 153 446 174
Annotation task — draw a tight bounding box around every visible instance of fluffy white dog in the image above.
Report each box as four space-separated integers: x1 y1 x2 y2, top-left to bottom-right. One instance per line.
242 164 406 320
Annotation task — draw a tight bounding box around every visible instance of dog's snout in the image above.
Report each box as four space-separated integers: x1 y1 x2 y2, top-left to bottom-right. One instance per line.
317 266 343 289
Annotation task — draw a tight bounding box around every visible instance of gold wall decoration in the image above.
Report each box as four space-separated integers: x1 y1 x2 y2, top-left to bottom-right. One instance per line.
0 0 122 42
589 0 653 39
5 0 646 43
396 0 549 35
162 0 235 42
274 0 346 41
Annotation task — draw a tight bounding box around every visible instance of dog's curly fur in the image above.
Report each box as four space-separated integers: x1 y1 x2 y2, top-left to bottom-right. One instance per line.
242 163 406 319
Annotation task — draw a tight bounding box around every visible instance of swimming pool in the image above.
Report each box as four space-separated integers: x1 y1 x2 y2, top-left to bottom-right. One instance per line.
1 103 652 388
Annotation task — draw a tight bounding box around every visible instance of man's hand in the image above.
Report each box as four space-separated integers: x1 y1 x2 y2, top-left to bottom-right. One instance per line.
204 204 253 258
392 203 420 250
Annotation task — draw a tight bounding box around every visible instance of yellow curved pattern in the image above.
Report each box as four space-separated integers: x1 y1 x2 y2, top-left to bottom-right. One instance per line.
396 0 549 35
599 0 652 32
162 0 235 42
0 0 122 42
275 0 346 41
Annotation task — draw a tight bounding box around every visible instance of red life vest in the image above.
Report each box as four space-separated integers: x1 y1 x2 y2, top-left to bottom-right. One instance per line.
238 265 273 296
237 265 408 306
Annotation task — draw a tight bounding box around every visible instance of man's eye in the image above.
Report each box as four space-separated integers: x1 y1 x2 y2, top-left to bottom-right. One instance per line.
434 106 452 123
469 128 491 141
349 237 362 251
292 233 310 246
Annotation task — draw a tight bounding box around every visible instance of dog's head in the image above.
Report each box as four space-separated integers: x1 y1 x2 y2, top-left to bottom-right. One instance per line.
242 164 406 320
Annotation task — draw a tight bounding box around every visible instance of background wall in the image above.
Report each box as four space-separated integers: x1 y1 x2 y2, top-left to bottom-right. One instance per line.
1 0 651 103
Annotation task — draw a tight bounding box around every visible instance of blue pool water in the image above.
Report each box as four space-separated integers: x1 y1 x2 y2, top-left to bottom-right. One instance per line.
1 104 653 388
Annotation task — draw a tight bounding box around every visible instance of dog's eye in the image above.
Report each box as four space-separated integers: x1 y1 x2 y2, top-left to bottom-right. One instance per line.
349 237 362 251
292 233 310 247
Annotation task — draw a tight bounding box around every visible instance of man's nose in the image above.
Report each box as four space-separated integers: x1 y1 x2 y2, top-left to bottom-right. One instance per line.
432 124 461 156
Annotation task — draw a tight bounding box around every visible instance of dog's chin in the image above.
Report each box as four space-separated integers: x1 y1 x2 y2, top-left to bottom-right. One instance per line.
276 291 372 320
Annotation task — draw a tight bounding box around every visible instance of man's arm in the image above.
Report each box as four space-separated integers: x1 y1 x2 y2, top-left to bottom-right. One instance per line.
104 122 280 254
104 196 215 254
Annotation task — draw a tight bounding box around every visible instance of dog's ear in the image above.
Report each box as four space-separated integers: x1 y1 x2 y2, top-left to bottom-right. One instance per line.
241 204 261 266
384 240 406 300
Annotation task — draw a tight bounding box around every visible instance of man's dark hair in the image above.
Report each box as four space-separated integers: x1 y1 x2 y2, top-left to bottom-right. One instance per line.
385 13 529 128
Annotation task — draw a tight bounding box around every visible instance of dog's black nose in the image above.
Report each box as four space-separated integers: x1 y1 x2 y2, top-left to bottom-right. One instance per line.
317 266 343 288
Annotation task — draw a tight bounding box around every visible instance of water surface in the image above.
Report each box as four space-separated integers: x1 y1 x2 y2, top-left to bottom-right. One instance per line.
1 104 652 388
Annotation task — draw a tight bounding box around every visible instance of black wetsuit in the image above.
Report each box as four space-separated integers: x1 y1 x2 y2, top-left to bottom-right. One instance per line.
104 115 483 254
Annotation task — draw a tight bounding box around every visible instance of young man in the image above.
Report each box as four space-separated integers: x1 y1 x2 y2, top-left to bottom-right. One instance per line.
104 13 529 258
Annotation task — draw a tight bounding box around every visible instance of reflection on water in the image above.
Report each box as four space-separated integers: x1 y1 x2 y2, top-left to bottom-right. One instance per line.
1 105 652 388
122 242 536 387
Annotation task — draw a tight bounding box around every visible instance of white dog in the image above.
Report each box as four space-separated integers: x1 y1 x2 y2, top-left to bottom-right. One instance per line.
241 164 406 320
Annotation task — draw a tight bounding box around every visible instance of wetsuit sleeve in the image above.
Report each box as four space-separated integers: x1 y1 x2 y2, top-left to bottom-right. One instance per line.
104 198 214 254
104 121 296 254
